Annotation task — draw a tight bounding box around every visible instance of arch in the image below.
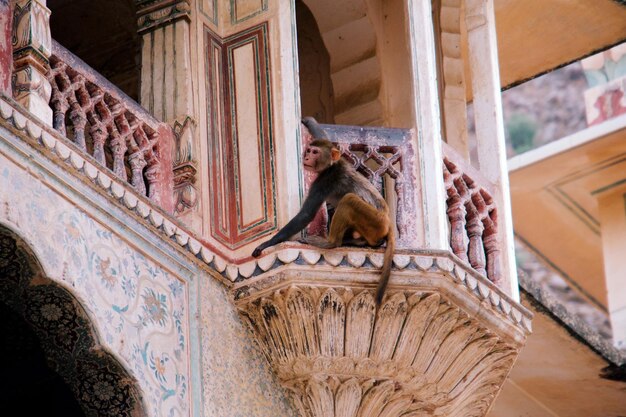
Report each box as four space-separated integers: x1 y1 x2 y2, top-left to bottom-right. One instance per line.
0 224 147 417
47 0 140 100
296 0 335 124
300 0 383 125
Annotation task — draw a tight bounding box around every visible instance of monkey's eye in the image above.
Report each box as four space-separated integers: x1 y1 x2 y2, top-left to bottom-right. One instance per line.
312 149 319 155
306 148 311 153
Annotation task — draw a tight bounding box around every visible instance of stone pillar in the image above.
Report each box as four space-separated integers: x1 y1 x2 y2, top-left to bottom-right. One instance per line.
437 0 470 160
404 0 449 250
598 191 626 348
465 0 518 300
195 0 302 257
11 0 52 125
0 0 12 95
136 0 200 228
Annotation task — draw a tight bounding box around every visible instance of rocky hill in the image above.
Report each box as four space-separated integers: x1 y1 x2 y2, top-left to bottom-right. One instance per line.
501 62 589 156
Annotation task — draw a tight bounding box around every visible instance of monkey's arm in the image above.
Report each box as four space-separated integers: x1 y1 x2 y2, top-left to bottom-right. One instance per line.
252 184 328 257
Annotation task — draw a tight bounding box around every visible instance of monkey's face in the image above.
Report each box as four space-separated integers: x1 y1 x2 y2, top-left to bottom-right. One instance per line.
303 145 328 172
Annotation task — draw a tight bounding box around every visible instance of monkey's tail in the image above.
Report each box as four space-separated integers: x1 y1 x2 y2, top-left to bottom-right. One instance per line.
375 228 395 305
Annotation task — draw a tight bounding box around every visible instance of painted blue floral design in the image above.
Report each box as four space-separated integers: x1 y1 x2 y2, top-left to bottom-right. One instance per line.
141 288 168 326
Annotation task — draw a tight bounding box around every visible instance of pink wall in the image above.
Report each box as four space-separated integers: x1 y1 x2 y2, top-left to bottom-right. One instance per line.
0 0 12 95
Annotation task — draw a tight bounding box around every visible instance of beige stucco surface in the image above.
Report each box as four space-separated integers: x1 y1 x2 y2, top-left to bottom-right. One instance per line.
489 297 626 417
493 0 626 89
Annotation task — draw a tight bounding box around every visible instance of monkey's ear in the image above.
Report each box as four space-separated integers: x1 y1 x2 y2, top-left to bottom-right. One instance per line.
331 148 341 162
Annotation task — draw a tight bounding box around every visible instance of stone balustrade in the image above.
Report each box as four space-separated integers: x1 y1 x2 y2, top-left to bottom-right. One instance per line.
443 143 501 286
302 123 418 249
47 40 174 211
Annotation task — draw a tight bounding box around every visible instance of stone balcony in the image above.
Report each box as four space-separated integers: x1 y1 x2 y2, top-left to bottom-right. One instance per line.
233 245 531 417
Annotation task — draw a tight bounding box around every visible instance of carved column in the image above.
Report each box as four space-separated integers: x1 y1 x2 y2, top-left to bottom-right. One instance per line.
11 0 52 125
136 0 199 226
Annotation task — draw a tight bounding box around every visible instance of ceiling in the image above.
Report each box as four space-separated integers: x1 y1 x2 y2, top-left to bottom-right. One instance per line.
488 292 626 417
494 0 626 89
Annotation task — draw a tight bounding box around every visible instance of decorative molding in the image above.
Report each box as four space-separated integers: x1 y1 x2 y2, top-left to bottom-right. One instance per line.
136 0 191 33
174 162 198 214
11 0 52 124
235 269 529 416
205 23 277 249
436 0 470 158
172 116 198 215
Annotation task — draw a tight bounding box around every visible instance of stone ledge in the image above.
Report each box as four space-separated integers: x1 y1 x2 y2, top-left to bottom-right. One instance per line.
234 249 532 338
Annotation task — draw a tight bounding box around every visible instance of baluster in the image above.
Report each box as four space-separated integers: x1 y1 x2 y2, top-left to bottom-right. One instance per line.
49 87 69 136
128 151 147 195
49 65 70 134
446 186 468 262
465 199 486 276
482 211 501 284
89 122 107 164
109 128 128 180
145 161 161 200
68 100 87 150
394 177 405 241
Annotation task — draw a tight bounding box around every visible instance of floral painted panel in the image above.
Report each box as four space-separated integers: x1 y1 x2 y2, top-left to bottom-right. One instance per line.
0 156 190 417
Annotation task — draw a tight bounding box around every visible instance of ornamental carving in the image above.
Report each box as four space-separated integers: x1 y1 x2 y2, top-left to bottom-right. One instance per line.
11 0 52 123
136 0 191 33
236 262 529 417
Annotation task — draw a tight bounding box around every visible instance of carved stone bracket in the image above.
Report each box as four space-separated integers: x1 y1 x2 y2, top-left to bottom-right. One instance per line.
172 116 198 214
173 161 197 214
136 0 191 33
11 0 52 124
235 259 530 417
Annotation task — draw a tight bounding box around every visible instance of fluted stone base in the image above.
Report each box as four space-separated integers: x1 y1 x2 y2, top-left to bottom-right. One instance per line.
233 249 531 417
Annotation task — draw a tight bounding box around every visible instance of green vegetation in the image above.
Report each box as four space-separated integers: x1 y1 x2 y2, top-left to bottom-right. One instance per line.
505 113 537 154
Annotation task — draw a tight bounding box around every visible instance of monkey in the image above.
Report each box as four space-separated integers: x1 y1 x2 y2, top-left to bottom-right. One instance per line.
252 116 395 304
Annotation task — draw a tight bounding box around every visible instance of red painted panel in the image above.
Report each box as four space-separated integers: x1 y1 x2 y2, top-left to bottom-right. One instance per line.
0 0 12 95
205 23 277 249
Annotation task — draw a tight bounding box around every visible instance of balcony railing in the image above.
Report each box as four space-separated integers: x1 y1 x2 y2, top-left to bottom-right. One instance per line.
300 123 503 287
303 123 418 248
47 40 174 210
443 143 501 285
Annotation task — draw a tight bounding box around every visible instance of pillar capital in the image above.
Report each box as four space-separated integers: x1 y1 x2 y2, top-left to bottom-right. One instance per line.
136 0 191 34
11 0 52 124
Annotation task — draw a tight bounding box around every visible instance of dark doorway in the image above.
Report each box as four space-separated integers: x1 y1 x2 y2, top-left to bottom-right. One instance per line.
296 0 335 123
47 0 141 100
0 301 86 417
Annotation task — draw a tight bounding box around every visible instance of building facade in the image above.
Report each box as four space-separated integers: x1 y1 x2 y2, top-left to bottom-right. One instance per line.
1 0 622 416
